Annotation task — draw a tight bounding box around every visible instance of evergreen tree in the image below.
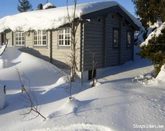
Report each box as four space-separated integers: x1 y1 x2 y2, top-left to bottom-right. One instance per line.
140 28 165 75
17 0 32 12
133 0 165 76
132 0 165 27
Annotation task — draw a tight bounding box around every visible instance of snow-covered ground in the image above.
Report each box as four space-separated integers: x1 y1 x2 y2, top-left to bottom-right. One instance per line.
0 47 164 131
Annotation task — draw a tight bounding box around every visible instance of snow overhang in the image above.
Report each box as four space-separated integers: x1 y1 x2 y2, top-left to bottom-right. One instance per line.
0 1 142 33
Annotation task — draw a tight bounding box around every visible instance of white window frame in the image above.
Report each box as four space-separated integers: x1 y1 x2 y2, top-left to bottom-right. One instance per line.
15 32 25 46
58 28 71 47
34 30 47 46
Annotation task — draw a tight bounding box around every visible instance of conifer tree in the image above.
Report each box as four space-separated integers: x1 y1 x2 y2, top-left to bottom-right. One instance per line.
140 28 165 75
17 0 32 12
132 0 165 27
133 0 165 76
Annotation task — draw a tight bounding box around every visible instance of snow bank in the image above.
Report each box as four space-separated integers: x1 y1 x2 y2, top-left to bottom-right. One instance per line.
0 47 65 88
0 1 141 32
33 123 112 131
0 48 165 131
134 65 165 86
48 97 79 118
55 76 68 87
140 22 165 47
0 86 5 110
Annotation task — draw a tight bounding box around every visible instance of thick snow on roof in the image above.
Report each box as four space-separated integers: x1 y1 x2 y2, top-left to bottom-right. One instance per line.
0 1 141 32
43 2 55 9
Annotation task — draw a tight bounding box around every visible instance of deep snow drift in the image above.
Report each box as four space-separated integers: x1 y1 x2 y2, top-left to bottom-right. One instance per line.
0 47 164 131
0 47 65 89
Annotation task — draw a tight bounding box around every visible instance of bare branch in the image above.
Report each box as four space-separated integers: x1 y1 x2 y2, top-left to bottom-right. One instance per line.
16 68 46 120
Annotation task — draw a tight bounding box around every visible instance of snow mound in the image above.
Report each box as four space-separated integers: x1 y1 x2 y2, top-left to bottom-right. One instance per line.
0 47 64 89
140 22 165 47
0 1 141 32
42 76 68 94
133 73 153 84
55 76 68 87
134 65 165 86
33 123 112 131
0 86 5 110
48 97 79 118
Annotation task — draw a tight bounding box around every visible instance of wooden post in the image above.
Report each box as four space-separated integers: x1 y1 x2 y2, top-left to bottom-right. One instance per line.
80 21 84 86
12 31 14 46
3 85 6 94
49 30 53 63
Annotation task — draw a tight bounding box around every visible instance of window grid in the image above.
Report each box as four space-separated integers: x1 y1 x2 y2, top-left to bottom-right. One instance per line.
58 28 71 46
15 32 25 46
34 30 47 46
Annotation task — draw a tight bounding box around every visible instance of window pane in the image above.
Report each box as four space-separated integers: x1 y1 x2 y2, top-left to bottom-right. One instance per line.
15 32 25 46
34 30 47 46
43 41 46 45
65 28 70 33
43 36 46 39
127 32 131 46
113 29 119 47
58 28 71 46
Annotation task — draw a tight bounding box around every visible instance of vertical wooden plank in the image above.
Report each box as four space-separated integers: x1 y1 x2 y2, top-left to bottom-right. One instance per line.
12 31 14 46
50 30 53 63
102 16 106 67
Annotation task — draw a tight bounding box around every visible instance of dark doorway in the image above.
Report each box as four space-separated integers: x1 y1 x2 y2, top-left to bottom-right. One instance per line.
1 33 5 45
88 69 97 80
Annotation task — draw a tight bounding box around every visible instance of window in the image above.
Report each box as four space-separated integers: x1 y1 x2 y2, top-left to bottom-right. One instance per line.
15 32 25 46
58 28 71 46
113 28 119 47
34 30 47 46
127 31 132 47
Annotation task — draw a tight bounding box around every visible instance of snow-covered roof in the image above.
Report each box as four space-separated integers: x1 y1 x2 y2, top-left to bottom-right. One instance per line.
43 2 55 9
0 1 141 32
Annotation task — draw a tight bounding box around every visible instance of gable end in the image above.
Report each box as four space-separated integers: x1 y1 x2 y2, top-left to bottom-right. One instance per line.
81 5 139 30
